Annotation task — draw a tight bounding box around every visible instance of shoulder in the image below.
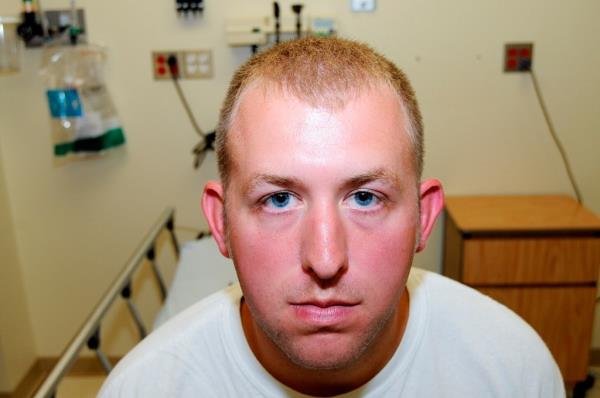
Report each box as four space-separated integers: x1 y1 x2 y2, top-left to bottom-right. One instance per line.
98 284 242 397
409 268 547 352
410 268 533 333
406 268 565 396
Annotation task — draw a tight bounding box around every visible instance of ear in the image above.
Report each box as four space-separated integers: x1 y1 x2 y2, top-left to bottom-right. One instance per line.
201 180 231 258
415 179 444 253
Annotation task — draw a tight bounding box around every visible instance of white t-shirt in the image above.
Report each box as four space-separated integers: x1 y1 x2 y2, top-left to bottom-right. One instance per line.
99 268 565 397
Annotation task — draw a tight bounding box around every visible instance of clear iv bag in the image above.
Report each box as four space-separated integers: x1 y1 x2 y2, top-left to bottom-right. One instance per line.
40 43 125 158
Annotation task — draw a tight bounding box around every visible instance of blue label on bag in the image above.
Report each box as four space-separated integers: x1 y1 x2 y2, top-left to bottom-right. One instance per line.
47 89 83 118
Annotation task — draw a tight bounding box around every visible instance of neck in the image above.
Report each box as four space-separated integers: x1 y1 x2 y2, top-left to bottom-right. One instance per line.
240 288 410 397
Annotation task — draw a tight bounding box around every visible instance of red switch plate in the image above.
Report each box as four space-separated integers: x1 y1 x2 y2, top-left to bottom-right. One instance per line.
504 43 533 72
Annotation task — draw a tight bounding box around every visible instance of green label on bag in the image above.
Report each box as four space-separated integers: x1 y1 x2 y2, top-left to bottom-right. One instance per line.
54 128 126 156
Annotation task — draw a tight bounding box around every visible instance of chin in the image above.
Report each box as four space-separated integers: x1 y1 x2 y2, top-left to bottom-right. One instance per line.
270 329 376 371
286 342 366 371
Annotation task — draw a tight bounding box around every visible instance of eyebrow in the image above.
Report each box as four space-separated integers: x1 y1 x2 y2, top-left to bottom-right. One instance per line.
242 168 402 196
341 168 402 191
242 174 304 196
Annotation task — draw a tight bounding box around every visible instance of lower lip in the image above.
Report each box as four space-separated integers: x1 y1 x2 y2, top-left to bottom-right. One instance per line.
292 304 356 326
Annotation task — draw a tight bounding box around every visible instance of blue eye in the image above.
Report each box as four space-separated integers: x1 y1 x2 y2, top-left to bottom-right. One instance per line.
267 192 292 208
348 191 383 209
353 191 374 207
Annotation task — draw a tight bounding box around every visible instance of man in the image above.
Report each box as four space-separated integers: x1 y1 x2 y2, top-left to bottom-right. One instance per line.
100 37 564 397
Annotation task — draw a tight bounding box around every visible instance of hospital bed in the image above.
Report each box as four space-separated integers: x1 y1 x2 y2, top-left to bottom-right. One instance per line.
153 230 235 329
32 208 236 398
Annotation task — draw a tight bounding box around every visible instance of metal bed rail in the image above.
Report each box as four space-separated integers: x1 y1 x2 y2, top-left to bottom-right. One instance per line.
33 207 180 398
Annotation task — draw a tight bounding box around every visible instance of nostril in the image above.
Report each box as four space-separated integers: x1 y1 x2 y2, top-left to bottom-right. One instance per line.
301 207 349 282
303 261 348 288
301 237 349 283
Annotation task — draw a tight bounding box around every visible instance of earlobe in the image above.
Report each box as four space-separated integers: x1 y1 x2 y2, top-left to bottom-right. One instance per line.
416 179 445 253
201 181 231 258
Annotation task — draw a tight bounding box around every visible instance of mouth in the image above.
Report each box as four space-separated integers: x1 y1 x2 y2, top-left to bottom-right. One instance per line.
290 300 359 327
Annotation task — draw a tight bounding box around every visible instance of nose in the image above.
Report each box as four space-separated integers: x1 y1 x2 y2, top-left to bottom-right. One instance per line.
301 201 348 284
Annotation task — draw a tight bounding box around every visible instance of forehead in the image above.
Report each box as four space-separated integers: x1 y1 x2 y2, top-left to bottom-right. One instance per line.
227 82 415 187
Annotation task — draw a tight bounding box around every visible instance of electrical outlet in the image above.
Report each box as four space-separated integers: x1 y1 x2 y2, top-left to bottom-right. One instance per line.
152 50 212 80
504 43 533 72
152 51 181 80
181 50 213 79
351 0 376 12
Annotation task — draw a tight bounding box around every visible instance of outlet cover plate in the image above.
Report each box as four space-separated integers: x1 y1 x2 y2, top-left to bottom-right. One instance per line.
504 43 534 72
181 50 213 79
152 50 212 80
152 51 180 80
351 0 376 12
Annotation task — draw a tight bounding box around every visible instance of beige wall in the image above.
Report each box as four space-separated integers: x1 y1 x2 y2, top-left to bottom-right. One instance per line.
0 140 36 391
1 0 599 388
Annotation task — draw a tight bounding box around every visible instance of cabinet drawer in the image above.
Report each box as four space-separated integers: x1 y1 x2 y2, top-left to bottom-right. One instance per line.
463 237 600 285
479 286 596 383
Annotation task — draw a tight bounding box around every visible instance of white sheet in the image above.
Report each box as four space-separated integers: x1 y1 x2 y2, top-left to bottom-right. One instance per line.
153 238 237 329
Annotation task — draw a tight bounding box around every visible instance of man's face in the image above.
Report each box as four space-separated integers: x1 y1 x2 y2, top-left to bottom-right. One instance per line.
209 83 428 370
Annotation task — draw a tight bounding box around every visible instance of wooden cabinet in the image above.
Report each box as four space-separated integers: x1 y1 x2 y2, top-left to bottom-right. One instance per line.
443 195 600 384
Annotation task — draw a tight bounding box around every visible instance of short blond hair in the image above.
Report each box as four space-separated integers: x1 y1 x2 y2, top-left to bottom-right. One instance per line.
216 37 423 188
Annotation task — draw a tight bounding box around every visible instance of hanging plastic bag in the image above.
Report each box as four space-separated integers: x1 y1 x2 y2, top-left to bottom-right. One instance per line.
40 43 125 158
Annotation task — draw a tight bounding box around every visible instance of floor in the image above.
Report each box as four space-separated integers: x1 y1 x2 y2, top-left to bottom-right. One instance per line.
51 368 600 397
571 367 600 398
55 376 105 397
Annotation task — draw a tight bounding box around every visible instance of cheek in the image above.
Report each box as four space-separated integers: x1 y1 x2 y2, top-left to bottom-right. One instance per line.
347 219 417 294
228 215 301 289
228 224 303 324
